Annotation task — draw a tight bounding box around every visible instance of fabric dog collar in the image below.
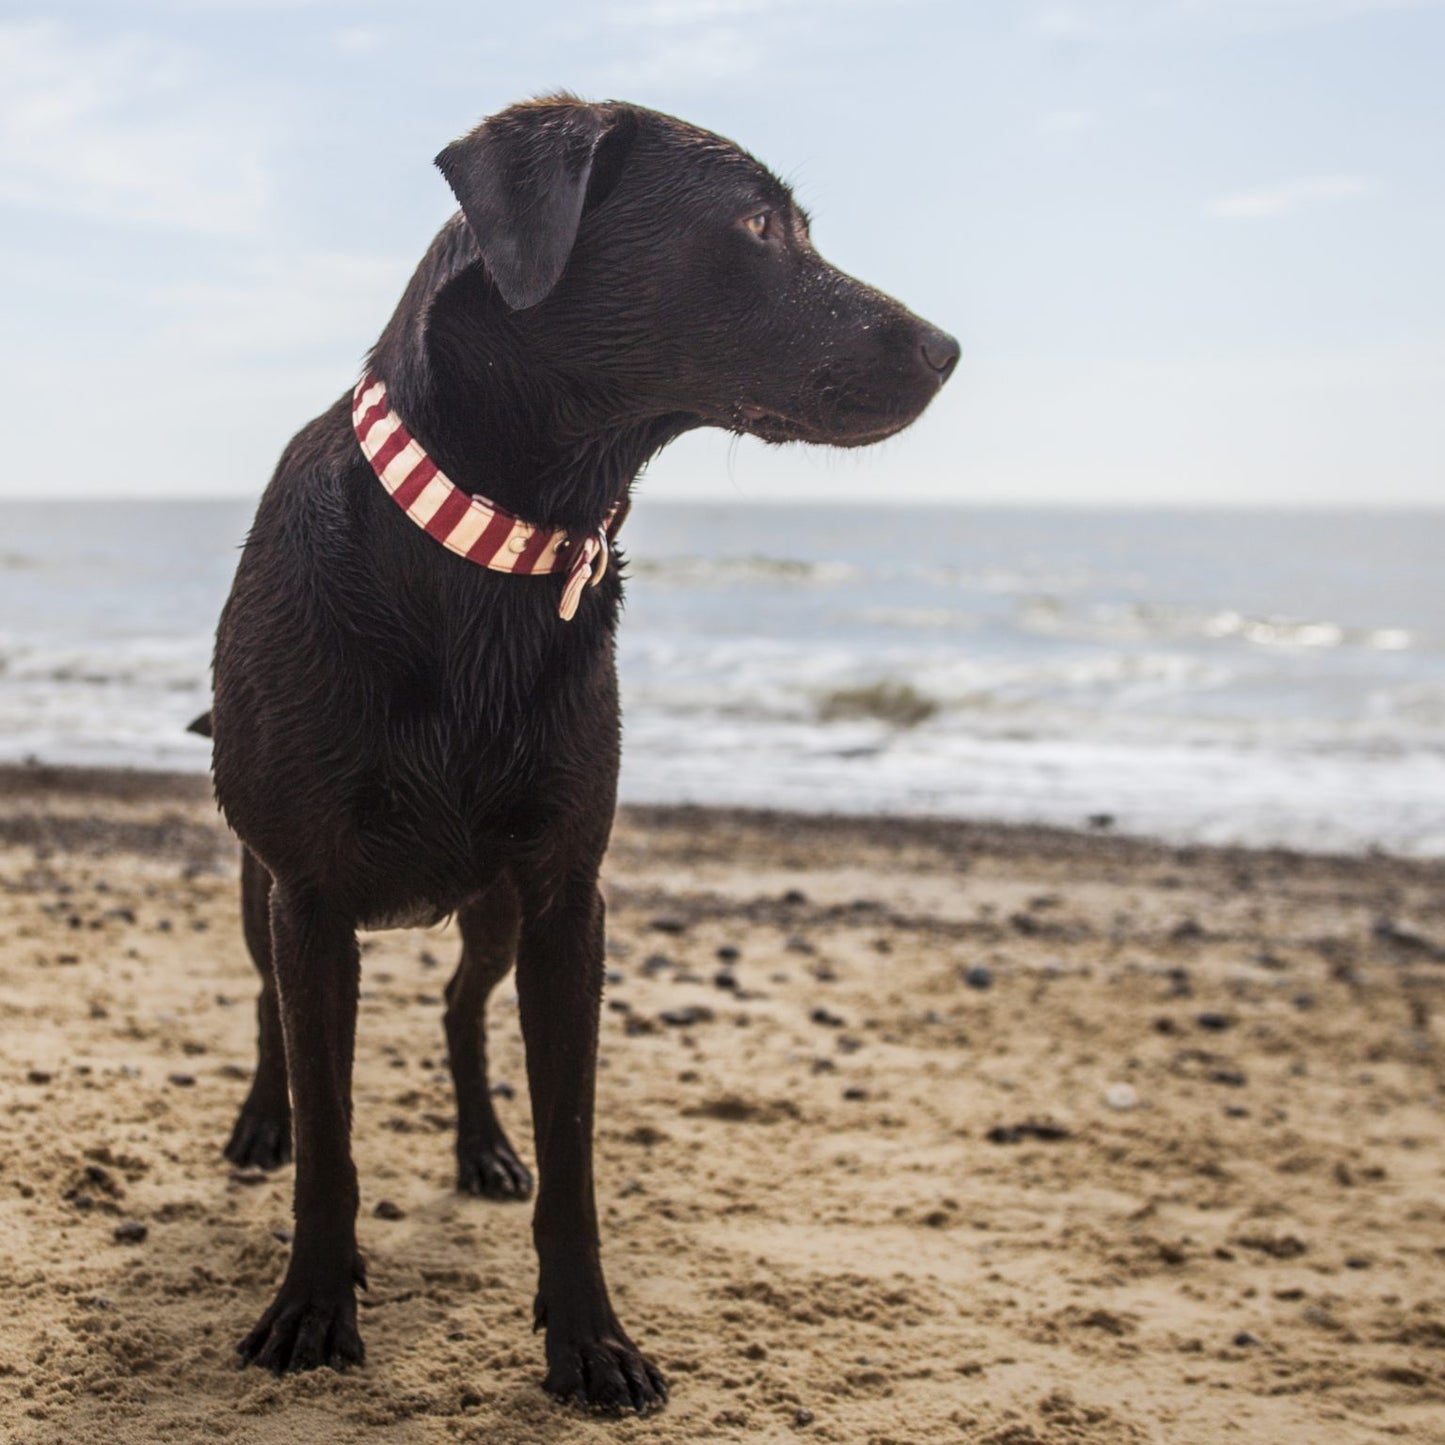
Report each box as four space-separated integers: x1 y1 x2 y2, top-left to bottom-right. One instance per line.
351 372 617 621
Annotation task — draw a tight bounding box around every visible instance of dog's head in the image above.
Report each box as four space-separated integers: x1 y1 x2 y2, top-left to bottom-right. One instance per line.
432 95 957 449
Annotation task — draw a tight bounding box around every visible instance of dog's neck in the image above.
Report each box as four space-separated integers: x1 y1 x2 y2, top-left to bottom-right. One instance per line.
368 222 694 534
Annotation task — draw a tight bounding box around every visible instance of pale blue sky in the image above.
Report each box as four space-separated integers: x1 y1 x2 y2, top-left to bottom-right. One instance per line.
2 0 1441 504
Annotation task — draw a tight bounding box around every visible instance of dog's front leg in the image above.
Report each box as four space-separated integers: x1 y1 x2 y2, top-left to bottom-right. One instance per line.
238 882 366 1373
516 879 667 1414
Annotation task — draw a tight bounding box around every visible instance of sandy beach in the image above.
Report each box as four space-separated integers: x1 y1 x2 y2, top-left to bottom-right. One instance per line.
0 764 1442 1444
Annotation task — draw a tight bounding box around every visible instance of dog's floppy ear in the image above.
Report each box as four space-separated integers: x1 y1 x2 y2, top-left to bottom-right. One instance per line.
436 100 633 312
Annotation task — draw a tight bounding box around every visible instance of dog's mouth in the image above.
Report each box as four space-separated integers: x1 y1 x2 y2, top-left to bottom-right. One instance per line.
732 402 912 448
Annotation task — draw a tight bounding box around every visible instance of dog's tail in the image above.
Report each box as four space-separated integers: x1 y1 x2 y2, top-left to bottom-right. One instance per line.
187 710 214 739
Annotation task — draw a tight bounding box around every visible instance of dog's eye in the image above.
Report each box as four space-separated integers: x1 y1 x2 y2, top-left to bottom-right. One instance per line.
741 211 771 240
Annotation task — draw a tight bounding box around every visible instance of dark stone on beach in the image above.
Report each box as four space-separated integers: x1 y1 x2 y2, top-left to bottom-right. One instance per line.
489 1080 515 1099
607 999 631 1013
714 971 738 990
373 1199 405 1220
605 968 624 986
659 1006 714 1027
843 1086 868 1101
793 1406 815 1427
785 935 815 955
964 965 993 991
811 963 837 983
1235 1233 1306 1260
810 1007 845 1028
113 1221 148 1244
26 1069 51 1085
1209 1068 1247 1087
167 1072 195 1088
1293 993 1316 1010
782 889 808 905
836 1035 862 1053
716 945 741 963
649 915 688 935
1087 813 1115 831
1345 1256 1372 1269
1166 967 1193 998
642 953 673 976
625 1016 657 1036
987 1120 1071 1145
1372 917 1445 960
1195 1012 1233 1032
812 1058 836 1073
1232 1331 1262 1348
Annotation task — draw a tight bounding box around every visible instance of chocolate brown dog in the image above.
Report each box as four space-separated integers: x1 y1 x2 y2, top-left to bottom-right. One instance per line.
207 95 957 1413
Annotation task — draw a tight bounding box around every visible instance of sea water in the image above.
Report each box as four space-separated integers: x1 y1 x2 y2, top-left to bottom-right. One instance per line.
1 500 1441 856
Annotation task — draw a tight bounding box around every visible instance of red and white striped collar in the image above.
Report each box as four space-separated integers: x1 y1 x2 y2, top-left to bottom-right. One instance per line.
351 372 622 621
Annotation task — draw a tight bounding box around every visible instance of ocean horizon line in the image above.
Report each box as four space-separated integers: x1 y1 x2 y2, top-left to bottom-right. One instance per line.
3 493 1444 515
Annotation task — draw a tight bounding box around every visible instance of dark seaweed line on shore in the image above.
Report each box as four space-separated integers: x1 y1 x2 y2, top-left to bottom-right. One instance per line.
2 761 1443 885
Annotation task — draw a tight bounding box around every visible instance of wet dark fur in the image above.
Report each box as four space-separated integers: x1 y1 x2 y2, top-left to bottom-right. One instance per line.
206 95 956 1413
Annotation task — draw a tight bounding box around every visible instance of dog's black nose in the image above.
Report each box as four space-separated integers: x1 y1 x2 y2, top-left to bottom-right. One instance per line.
919 328 960 385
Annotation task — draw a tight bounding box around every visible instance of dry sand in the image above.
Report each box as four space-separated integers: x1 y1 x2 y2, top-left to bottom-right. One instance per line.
0 764 1442 1444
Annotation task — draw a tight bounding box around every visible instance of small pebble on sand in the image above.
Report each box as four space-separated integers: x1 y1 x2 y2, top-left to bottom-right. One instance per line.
1104 1083 1139 1110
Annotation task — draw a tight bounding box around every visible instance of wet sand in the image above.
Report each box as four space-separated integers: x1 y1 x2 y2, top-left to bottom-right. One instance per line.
1 764 1442 1443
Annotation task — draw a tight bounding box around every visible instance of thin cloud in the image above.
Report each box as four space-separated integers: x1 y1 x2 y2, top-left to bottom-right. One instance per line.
1031 5 1097 41
0 20 271 235
1030 0 1444 38
1039 107 1098 135
591 0 931 88
152 250 410 358
333 25 388 53
598 26 763 88
1175 0 1445 21
1207 173 1374 219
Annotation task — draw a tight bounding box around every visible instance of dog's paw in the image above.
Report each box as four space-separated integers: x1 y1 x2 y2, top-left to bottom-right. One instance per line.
542 1333 668 1415
238 1285 363 1374
223 1104 292 1171
457 1137 533 1201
